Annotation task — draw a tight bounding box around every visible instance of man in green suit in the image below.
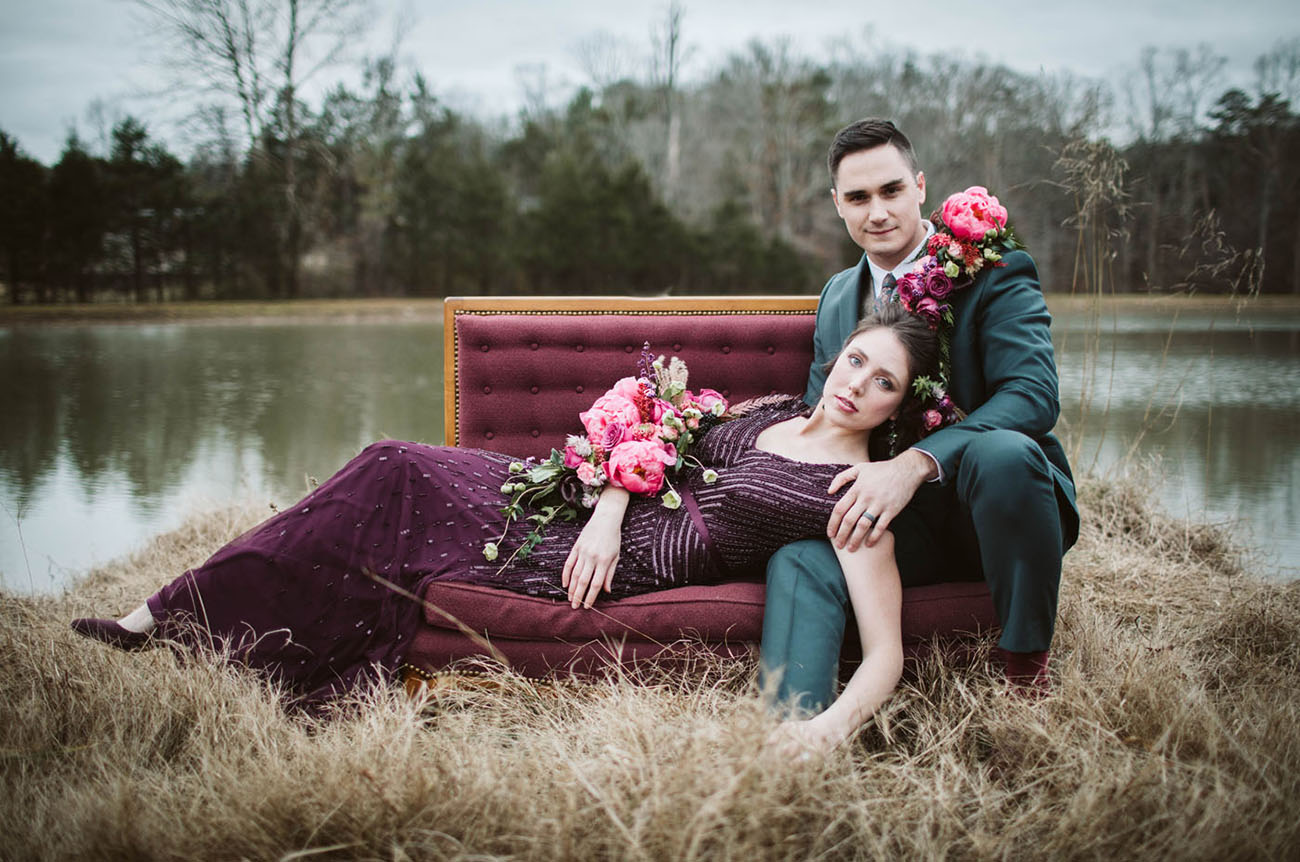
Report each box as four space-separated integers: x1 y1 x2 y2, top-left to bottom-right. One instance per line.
761 118 1080 713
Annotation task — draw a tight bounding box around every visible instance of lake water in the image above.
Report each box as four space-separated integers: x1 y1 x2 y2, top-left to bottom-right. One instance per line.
2 304 1297 594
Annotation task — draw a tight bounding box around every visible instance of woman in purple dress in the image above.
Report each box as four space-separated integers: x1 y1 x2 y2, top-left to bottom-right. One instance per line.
73 305 939 751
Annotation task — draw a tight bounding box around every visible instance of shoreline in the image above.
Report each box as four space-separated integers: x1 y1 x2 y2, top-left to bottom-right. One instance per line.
3 293 1298 326
0 297 447 326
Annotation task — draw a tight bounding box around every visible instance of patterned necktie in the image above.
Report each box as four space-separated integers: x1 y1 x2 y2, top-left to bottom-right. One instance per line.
874 273 898 313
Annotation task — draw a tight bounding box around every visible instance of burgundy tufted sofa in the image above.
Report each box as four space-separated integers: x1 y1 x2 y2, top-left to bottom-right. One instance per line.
402 297 996 682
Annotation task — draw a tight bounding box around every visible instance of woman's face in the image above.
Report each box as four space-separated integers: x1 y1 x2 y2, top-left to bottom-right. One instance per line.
819 327 910 433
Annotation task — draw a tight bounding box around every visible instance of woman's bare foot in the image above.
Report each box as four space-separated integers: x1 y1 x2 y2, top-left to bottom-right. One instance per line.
766 714 852 761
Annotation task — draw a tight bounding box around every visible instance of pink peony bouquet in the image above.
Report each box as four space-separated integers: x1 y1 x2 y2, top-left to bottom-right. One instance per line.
483 344 728 566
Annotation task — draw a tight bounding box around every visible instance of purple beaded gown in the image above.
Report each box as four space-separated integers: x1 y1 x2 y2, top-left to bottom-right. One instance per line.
147 397 849 710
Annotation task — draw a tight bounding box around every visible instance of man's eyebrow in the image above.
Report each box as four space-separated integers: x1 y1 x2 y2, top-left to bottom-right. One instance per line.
841 177 907 198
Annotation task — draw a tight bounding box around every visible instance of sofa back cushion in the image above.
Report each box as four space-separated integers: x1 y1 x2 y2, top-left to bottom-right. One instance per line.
444 297 818 459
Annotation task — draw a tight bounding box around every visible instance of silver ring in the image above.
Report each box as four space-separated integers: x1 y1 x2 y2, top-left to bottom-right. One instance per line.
861 512 878 525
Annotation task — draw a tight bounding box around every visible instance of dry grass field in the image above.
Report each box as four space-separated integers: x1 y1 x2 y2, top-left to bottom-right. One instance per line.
2 476 1298 861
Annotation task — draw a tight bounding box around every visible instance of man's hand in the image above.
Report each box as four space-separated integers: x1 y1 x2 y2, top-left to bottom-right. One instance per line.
826 449 936 550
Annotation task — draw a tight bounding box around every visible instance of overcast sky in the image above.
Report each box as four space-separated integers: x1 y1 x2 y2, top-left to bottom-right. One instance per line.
1 0 1294 163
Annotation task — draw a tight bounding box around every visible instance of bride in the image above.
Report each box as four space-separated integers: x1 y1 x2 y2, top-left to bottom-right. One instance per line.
73 304 940 754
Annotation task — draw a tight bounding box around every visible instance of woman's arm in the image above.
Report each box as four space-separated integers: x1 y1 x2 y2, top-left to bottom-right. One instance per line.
770 532 904 756
561 485 631 609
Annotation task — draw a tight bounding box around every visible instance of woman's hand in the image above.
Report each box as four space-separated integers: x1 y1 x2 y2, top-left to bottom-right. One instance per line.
562 486 629 609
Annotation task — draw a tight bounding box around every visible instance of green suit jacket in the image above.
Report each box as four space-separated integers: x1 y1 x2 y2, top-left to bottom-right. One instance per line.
805 249 1080 547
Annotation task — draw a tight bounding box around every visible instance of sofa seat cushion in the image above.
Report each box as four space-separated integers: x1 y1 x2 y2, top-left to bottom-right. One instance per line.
420 580 767 643
405 579 999 679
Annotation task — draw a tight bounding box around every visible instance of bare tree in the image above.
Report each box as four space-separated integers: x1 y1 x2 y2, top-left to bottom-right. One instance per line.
132 0 372 297
1125 44 1226 142
649 1 689 203
710 39 834 257
574 30 637 91
1254 38 1300 105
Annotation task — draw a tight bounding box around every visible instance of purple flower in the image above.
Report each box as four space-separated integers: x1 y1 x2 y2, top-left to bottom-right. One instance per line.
915 297 943 327
558 472 586 508
601 421 626 450
921 263 955 299
898 275 924 305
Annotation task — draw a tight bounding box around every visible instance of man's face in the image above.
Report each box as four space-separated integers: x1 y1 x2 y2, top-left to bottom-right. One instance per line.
831 144 927 270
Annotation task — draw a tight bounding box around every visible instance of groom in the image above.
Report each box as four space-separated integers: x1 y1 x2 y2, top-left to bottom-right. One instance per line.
761 118 1079 711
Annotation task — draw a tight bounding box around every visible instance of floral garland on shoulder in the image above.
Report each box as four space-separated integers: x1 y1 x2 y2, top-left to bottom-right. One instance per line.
884 185 1024 432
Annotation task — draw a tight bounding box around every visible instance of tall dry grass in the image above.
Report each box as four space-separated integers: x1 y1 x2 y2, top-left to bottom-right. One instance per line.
3 477 1298 861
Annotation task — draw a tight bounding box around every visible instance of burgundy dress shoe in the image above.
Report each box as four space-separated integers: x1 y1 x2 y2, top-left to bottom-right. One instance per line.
71 618 155 652
994 647 1051 698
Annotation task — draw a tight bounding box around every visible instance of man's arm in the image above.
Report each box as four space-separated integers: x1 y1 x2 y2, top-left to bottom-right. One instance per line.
826 250 1060 550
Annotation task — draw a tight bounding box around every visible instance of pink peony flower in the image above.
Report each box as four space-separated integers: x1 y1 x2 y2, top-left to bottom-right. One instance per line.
575 461 599 486
580 392 640 441
941 186 1008 242
608 376 647 401
563 446 586 469
923 409 944 430
604 440 677 495
648 398 671 423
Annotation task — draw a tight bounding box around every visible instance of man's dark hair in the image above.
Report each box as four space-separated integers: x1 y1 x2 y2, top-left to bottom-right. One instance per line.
827 118 920 187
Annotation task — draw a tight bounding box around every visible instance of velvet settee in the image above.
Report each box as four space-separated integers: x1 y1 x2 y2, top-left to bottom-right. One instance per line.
402 296 996 682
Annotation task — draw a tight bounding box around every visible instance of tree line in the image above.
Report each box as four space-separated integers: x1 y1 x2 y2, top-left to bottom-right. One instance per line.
1 19 1297 303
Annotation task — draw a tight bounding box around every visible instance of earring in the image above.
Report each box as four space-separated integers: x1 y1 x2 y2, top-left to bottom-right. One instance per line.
887 418 899 458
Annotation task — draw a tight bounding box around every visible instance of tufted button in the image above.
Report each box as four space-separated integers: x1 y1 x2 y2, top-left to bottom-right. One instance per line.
484 431 495 440
721 345 731 354
673 343 682 351
480 344 490 353
530 429 541 438
624 345 635 353
575 385 584 394
529 385 539 394
721 389 731 398
575 344 585 353
482 385 492 394
766 346 775 354
529 341 539 350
